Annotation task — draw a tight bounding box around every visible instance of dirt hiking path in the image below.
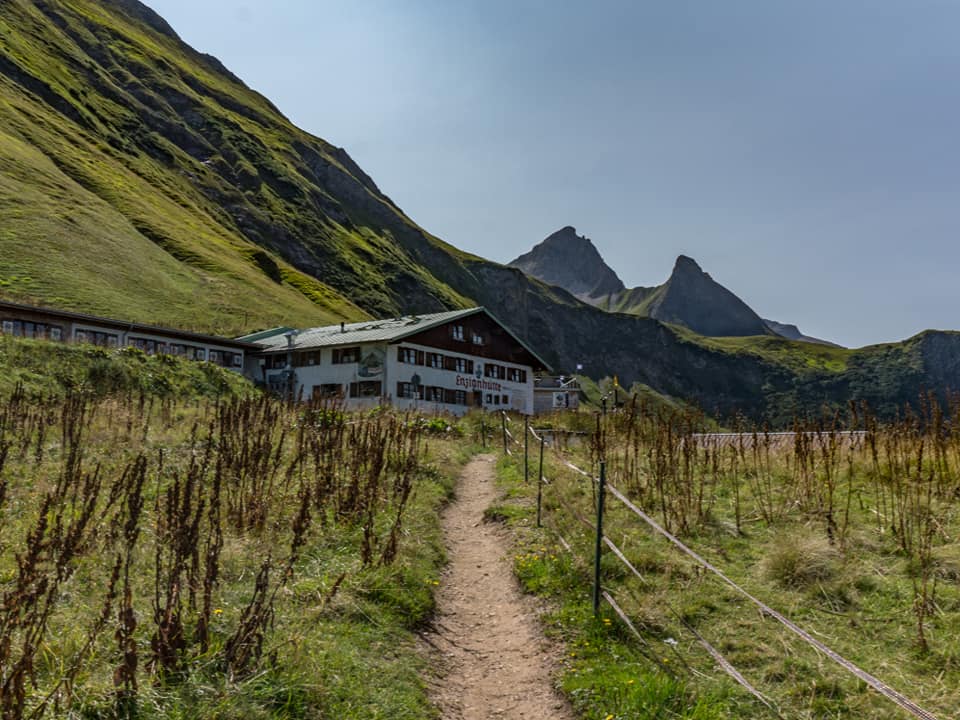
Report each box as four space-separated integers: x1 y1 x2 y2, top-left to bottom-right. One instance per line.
425 455 574 719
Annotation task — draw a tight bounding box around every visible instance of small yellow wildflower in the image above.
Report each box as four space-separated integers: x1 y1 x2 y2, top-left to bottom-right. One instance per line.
213 608 223 615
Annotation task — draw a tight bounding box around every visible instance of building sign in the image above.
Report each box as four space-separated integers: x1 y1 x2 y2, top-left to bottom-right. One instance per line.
358 347 385 378
553 392 568 409
456 375 502 393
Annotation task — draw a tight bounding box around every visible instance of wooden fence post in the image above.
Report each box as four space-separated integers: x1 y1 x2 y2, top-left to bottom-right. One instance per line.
524 416 529 484
537 434 545 528
593 461 606 614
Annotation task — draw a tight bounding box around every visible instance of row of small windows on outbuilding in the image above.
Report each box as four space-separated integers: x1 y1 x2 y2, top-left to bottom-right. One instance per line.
1 318 241 368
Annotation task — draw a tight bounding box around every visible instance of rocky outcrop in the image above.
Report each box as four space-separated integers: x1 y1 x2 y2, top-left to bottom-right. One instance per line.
509 227 625 302
643 255 771 337
763 319 842 347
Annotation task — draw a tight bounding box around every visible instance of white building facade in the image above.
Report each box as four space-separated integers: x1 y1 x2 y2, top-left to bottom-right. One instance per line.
243 308 550 415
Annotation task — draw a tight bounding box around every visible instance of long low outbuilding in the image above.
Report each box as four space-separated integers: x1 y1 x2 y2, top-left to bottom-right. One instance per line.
241 307 551 415
0 300 255 371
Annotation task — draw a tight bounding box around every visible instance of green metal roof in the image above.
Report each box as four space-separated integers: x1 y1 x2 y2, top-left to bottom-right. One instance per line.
235 326 296 343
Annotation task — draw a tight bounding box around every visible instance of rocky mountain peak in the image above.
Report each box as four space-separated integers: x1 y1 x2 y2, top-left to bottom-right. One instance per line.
508 227 625 301
673 254 703 274
648 255 770 337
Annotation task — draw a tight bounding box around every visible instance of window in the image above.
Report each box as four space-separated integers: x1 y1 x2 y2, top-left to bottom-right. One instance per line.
232 354 243 368
485 393 492 404
451 325 465 341
1 320 13 335
493 395 500 405
349 381 382 398
92 332 117 347
398 346 418 364
455 390 467 405
427 352 443 369
333 347 360 364
445 356 472 373
484 364 505 380
426 386 444 403
314 384 344 399
502 395 509 405
195 349 205 361
296 350 321 367
471 332 484 345
265 354 286 369
397 382 423 399
507 368 527 383
208 350 222 364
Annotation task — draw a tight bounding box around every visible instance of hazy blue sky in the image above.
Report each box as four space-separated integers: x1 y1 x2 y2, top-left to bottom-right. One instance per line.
147 0 960 348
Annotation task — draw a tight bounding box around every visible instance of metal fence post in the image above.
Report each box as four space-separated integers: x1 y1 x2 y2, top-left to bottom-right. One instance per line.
593 460 606 614
480 417 486 449
536 435 545 528
502 412 508 455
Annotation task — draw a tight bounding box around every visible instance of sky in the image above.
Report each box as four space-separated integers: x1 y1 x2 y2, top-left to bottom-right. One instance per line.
146 0 960 348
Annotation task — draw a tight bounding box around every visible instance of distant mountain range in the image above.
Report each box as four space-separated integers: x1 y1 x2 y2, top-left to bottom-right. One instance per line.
510 227 838 346
1 0 958 423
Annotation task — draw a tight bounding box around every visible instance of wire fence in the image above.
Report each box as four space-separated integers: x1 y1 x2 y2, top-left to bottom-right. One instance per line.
496 410 940 720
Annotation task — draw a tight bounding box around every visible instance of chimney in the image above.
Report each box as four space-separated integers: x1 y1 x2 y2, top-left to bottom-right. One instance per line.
340 321 345 333
284 330 298 349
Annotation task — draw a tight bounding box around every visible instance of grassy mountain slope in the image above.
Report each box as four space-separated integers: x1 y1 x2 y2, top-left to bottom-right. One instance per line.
0 0 475 333
2 0 958 422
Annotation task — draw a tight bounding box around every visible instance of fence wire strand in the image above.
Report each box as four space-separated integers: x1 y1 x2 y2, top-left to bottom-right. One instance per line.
599 479 940 720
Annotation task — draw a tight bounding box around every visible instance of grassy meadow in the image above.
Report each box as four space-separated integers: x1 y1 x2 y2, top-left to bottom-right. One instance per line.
0 377 473 719
490 401 960 719
5 331 960 720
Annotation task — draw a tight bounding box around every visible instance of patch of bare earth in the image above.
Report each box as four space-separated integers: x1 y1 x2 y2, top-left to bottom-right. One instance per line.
423 454 574 719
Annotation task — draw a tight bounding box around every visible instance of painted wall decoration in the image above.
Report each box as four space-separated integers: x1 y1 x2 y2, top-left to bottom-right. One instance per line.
358 347 385 378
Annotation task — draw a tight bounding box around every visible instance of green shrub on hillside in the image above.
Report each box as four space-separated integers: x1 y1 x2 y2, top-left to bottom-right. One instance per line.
0 336 253 399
